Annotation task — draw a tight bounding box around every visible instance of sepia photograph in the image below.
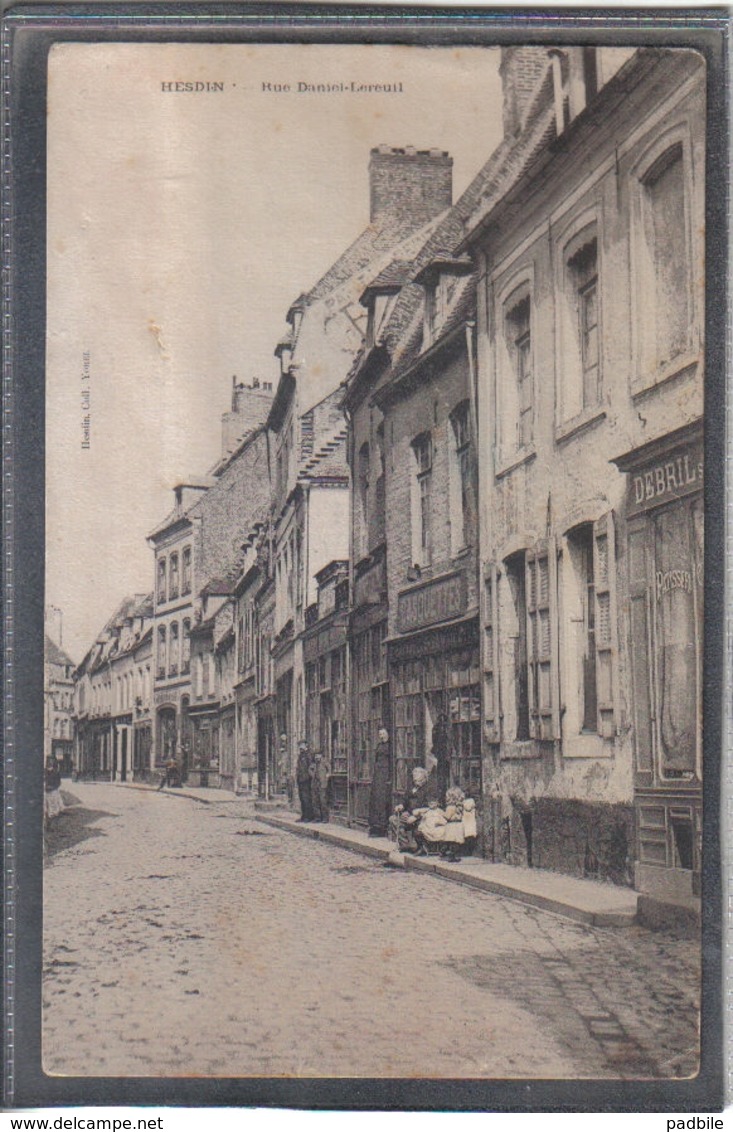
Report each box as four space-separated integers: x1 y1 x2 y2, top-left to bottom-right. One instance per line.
40 37 706 1085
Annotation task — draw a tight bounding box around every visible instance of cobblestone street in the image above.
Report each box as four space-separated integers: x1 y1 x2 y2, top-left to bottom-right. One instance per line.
43 785 700 1080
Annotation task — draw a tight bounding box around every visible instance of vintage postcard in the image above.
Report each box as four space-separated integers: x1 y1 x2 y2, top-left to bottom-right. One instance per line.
36 32 714 1093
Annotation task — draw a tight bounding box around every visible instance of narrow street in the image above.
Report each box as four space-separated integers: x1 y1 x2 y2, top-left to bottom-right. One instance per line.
43 784 699 1080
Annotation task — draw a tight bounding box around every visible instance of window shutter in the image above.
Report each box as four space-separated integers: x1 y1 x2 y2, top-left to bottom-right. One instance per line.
527 543 556 740
483 565 501 741
593 511 617 738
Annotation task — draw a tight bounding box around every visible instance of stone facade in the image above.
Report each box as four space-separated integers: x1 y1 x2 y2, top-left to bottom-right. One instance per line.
462 47 704 896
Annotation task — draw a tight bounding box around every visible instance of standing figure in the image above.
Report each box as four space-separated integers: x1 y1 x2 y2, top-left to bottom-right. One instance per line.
310 752 329 823
295 741 314 822
432 712 451 805
44 757 63 821
368 726 392 838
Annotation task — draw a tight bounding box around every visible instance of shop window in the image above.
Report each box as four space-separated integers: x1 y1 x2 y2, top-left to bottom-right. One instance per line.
637 142 690 379
654 500 700 775
169 553 179 601
411 433 433 567
157 557 167 604
182 546 192 595
450 401 474 554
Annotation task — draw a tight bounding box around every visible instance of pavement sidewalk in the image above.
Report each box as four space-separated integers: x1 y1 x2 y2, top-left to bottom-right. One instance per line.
114 780 241 805
255 808 640 928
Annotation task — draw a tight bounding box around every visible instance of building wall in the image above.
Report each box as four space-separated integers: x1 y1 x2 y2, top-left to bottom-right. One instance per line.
384 346 479 625
307 487 350 607
473 50 704 884
195 430 271 590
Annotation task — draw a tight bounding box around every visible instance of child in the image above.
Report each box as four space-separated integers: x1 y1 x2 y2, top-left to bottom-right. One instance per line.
442 786 465 862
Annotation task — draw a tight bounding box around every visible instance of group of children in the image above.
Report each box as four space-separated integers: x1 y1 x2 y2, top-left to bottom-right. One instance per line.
389 767 477 862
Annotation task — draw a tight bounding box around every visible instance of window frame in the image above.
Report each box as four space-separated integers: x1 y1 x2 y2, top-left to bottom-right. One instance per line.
630 125 697 395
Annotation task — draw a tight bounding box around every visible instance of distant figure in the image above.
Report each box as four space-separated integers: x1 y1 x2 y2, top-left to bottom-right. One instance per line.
296 741 314 822
44 758 63 821
368 726 392 838
432 712 451 805
310 752 329 823
158 757 179 790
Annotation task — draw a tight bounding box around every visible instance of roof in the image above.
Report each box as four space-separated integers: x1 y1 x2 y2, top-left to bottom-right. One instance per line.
359 259 416 306
45 635 76 670
342 87 557 411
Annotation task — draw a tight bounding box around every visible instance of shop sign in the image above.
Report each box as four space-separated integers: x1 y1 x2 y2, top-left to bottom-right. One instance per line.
397 572 467 633
627 441 703 517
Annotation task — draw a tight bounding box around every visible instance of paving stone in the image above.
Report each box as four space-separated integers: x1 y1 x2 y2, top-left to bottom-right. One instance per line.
43 783 700 1080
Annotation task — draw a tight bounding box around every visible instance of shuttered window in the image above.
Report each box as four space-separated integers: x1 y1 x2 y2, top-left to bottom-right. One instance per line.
483 566 501 741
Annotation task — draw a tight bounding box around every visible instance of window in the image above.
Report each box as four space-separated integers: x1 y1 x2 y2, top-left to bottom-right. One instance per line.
374 424 386 548
358 443 370 559
505 294 533 451
411 433 433 566
182 618 191 674
182 546 192 595
157 626 166 680
562 515 617 749
450 401 473 553
569 237 600 412
169 553 179 601
505 554 530 741
638 142 690 377
169 622 179 675
157 557 167 604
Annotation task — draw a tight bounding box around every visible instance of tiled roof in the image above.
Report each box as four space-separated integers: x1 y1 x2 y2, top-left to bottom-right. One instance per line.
45 635 76 670
359 102 557 382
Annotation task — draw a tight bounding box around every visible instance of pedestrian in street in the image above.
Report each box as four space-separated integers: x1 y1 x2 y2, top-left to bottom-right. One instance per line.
368 726 392 838
296 740 314 822
44 757 63 822
310 751 329 823
158 757 178 790
432 712 451 805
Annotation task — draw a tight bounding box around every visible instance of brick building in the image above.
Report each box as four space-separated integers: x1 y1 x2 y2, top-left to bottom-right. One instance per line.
265 145 453 809
459 47 704 901
146 379 273 778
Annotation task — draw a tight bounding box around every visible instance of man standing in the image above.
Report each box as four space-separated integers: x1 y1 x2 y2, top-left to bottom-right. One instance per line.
368 726 392 838
310 751 329 823
296 740 314 822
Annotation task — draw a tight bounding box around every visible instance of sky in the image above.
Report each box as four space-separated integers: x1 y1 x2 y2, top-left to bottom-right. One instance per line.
46 42 503 663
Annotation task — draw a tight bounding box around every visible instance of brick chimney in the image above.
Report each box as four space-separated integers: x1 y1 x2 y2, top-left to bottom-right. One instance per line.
221 376 275 458
368 145 453 225
499 47 552 137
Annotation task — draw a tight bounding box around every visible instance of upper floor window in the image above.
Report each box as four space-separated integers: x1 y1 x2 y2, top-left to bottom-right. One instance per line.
169 553 179 601
156 625 166 680
450 401 473 554
569 237 600 410
181 546 192 595
557 226 602 425
358 443 370 559
502 291 533 454
157 557 167 604
636 140 691 382
411 433 433 567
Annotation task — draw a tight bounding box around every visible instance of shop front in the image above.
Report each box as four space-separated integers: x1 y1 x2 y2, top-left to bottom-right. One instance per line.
389 571 482 811
613 421 703 902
